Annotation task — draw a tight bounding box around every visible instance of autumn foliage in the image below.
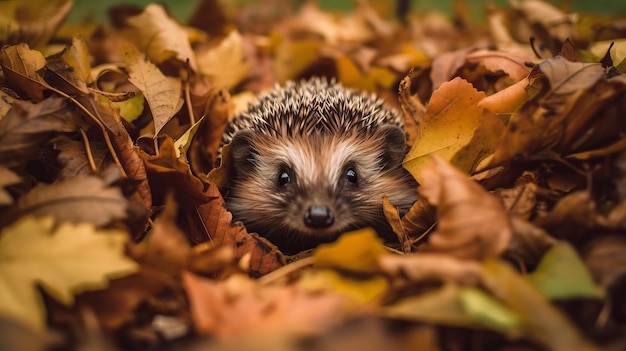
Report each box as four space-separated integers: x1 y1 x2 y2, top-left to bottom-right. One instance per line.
1 0 626 350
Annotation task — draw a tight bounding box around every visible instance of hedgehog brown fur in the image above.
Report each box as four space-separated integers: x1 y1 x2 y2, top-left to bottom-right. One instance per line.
219 78 417 254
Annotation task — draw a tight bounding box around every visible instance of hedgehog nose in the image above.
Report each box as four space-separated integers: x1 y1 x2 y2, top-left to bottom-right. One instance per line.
303 206 334 228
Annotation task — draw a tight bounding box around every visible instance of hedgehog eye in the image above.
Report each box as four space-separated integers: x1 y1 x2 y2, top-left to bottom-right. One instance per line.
278 170 291 186
345 168 358 185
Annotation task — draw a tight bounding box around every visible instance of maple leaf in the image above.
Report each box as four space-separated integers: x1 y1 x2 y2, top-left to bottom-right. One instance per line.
0 216 138 330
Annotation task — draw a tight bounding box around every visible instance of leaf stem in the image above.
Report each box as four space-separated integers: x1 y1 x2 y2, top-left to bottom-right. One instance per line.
78 127 97 173
50 86 128 178
257 256 314 286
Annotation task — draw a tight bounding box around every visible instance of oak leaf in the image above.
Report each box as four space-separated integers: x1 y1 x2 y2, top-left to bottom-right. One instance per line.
0 216 138 330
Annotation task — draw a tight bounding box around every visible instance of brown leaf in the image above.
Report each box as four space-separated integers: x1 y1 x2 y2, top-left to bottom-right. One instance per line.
122 45 183 137
466 49 532 81
507 217 557 266
187 88 233 175
489 57 606 166
178 183 285 277
0 97 78 171
493 176 537 220
418 155 512 260
139 137 214 209
7 175 128 227
138 196 192 277
48 267 171 330
53 136 109 180
0 167 21 206
0 43 51 101
397 73 426 146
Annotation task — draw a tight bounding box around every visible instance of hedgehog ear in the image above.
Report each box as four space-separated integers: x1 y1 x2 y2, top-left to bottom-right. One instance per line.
376 125 407 168
228 130 256 175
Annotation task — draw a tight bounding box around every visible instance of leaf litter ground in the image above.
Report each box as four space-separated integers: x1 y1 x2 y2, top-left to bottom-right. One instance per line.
0 0 626 350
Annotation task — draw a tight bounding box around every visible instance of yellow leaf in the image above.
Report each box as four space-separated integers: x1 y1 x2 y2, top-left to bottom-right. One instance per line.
403 77 486 183
299 269 388 307
59 36 93 85
196 31 250 89
122 45 182 136
0 43 50 101
336 55 397 92
124 3 198 71
273 35 322 84
313 228 387 275
0 216 138 330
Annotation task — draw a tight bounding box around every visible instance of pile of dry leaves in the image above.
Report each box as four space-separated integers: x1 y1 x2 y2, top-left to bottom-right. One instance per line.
1 0 626 350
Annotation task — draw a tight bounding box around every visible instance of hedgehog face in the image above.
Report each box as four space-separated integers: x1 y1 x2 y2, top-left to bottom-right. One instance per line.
224 125 417 253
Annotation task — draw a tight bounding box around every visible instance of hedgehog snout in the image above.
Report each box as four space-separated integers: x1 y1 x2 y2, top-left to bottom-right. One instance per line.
303 205 335 229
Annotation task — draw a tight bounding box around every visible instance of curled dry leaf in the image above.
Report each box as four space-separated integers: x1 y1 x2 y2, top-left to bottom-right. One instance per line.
465 49 533 81
8 175 128 228
418 154 512 260
397 73 426 145
0 43 51 102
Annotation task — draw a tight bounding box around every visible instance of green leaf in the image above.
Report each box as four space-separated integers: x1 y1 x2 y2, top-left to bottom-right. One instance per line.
0 216 138 330
526 242 603 299
113 92 145 123
459 286 521 332
313 228 387 275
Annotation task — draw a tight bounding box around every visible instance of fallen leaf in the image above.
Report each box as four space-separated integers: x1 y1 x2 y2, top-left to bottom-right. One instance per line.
526 242 603 300
0 97 78 171
397 73 426 145
477 77 530 113
403 77 486 183
196 31 250 89
0 43 51 101
123 3 198 71
481 260 598 351
0 216 138 330
466 49 533 81
53 136 109 179
298 269 388 307
313 228 388 275
0 0 73 49
459 286 522 333
9 175 128 227
418 155 512 260
0 167 21 206
272 36 323 84
183 272 344 340
178 182 285 277
122 45 182 137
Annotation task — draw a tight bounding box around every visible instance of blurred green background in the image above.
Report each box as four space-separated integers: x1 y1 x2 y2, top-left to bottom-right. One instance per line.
68 0 626 24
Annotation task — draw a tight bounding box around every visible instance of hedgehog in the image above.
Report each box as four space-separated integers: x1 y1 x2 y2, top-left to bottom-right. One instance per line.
218 78 417 253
